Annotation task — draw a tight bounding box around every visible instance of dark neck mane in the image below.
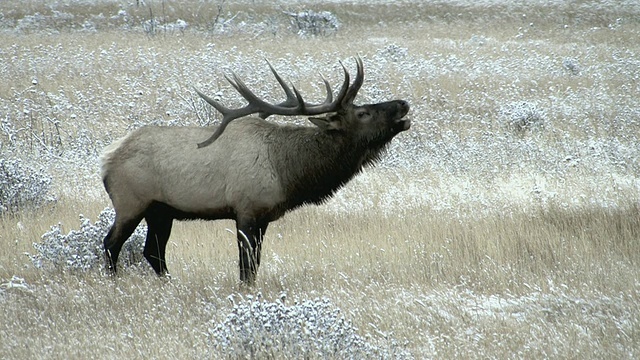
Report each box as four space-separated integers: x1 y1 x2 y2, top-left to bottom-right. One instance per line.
268 126 388 210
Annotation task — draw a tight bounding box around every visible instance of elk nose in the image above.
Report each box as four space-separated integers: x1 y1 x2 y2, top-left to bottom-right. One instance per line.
397 100 410 115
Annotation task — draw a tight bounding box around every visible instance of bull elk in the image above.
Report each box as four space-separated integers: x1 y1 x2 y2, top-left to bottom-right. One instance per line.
101 57 410 283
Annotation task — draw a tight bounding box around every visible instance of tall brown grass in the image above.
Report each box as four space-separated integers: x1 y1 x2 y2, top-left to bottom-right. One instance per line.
1 198 638 358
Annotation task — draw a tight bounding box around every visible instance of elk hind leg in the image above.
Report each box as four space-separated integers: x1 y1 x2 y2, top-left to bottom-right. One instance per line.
104 215 143 274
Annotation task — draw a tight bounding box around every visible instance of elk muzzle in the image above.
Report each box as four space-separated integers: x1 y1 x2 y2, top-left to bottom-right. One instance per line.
390 100 411 132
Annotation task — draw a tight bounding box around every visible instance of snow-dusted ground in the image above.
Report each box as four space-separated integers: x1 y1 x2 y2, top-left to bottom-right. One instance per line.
2 27 638 214
1 1 639 358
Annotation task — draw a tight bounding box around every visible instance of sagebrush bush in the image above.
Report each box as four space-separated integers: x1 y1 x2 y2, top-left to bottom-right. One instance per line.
208 293 412 359
499 101 545 134
0 157 55 215
284 10 339 37
377 44 409 62
30 207 146 271
562 57 581 75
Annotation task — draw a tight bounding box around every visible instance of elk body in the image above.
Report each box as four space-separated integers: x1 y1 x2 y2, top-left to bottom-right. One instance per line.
101 57 410 283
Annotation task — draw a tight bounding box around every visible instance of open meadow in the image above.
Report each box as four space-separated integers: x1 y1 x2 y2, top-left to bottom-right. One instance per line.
1 0 639 358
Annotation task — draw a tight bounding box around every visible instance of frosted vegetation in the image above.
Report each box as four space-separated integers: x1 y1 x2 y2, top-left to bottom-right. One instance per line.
30 207 146 271
0 158 55 215
209 293 411 359
1 0 638 215
1 0 639 358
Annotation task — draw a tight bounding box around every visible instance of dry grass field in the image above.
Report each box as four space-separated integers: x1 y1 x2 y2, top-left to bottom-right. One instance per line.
1 0 639 358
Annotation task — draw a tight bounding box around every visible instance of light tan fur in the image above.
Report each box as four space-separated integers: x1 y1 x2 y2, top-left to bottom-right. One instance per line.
102 118 285 222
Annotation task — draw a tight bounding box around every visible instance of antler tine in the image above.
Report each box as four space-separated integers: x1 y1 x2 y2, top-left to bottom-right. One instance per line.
343 56 364 105
193 87 230 115
268 59 332 107
229 72 268 107
291 85 306 112
197 117 230 148
320 74 333 104
266 60 297 104
335 60 351 107
223 74 239 92
258 60 302 119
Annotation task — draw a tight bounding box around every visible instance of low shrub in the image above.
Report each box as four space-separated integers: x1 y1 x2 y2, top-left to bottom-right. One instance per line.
30 207 146 271
284 10 340 37
499 101 545 134
0 158 55 215
208 293 412 359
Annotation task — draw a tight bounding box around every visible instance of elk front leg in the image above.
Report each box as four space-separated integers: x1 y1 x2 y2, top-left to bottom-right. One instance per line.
236 218 267 284
256 222 268 268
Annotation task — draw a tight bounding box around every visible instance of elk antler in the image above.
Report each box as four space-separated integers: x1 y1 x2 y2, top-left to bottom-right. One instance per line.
194 56 364 148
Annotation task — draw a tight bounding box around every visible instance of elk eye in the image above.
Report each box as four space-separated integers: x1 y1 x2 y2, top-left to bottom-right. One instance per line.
356 110 369 119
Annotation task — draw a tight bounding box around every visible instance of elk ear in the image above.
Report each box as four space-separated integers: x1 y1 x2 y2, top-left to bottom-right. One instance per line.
308 112 342 131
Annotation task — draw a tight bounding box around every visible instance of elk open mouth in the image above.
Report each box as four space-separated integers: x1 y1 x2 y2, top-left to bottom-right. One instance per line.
392 111 411 132
395 117 411 131
393 100 411 132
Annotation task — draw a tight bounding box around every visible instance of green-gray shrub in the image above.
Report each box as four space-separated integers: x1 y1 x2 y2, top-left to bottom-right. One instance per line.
30 207 146 271
0 158 55 215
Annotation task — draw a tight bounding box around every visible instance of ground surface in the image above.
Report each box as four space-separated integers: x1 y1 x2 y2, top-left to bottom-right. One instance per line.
1 1 639 358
